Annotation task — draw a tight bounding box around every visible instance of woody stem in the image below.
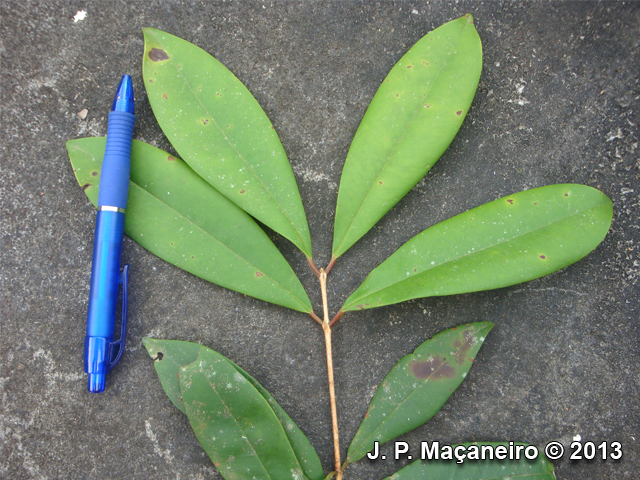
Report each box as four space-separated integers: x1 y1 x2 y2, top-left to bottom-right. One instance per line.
319 269 342 478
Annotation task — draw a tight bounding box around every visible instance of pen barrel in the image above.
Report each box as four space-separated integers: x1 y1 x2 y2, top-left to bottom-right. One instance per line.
98 111 135 209
85 210 125 387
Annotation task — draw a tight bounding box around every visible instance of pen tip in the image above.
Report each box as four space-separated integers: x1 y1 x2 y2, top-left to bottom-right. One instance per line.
112 74 135 114
88 373 106 393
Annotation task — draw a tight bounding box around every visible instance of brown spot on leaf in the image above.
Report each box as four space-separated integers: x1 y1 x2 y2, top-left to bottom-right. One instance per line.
91 171 98 177
507 199 513 204
256 272 264 277
407 65 412 68
564 193 569 196
453 330 476 365
365 411 369 418
168 155 175 161
424 104 431 108
533 202 538 205
240 189 246 194
357 305 365 310
162 93 168 99
149 79 153 83
540 255 546 259
82 183 91 191
456 110 462 116
411 356 456 379
422 61 429 66
396 94 400 97
378 181 383 185
148 48 169 62
201 118 209 125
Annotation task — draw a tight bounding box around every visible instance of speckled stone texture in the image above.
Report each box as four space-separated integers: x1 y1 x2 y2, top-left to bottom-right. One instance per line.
1 1 639 479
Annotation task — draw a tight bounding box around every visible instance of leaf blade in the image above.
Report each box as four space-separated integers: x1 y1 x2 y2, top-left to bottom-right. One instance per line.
142 338 324 480
179 346 307 480
332 15 482 258
142 28 312 257
383 442 555 479
67 137 312 312
343 184 613 311
347 322 492 463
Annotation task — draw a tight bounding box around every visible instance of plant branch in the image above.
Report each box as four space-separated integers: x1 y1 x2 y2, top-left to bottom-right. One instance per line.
309 311 323 325
325 256 337 275
329 310 344 329
320 269 342 479
307 256 321 278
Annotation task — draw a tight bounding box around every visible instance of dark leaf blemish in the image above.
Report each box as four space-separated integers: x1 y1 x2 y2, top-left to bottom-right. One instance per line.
540 255 546 259
256 272 264 277
91 171 98 177
148 48 169 62
163 94 168 99
82 183 91 191
507 199 513 204
411 356 455 379
168 156 175 161
456 110 462 116
240 189 245 194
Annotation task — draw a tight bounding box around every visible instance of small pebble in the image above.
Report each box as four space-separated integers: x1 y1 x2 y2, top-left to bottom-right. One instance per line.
77 109 88 120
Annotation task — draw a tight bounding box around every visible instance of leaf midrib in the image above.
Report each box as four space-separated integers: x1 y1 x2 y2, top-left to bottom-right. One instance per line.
189 363 278 479
349 347 470 461
72 142 310 312
345 200 607 309
333 18 473 257
133 182 311 311
146 29 311 256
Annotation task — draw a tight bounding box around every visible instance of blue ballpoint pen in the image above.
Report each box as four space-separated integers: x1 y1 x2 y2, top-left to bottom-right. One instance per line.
84 75 135 393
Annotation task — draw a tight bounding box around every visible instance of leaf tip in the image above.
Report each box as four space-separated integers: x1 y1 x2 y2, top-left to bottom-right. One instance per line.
142 337 158 355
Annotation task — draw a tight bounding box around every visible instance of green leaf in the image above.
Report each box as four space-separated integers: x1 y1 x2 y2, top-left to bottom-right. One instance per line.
343 184 613 311
142 338 201 414
347 322 492 463
142 338 324 480
67 137 312 312
142 28 312 258
332 15 482 259
383 442 555 479
179 346 309 480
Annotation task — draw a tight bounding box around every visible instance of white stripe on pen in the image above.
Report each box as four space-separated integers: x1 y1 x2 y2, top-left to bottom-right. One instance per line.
98 206 126 213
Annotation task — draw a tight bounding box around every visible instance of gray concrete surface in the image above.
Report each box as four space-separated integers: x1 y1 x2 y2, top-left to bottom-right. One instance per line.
2 1 639 479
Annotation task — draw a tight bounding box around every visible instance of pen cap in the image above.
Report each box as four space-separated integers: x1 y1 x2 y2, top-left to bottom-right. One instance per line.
98 111 135 209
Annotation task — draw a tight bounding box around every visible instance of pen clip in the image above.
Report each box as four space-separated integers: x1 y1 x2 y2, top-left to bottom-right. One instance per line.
108 264 129 370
